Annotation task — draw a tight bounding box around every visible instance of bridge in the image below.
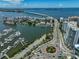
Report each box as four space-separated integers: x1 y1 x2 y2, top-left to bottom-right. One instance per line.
0 9 49 17
24 11 49 17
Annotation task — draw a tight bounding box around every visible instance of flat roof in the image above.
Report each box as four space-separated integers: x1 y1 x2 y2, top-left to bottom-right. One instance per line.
68 21 79 30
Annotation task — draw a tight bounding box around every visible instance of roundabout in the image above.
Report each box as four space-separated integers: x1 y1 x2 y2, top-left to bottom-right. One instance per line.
46 46 56 53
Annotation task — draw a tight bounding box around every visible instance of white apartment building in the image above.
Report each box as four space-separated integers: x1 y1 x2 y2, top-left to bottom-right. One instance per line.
62 21 79 49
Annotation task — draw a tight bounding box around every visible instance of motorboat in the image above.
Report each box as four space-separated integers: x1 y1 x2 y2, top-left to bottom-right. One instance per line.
3 28 12 33
1 43 4 47
4 41 9 44
13 40 19 46
5 38 13 42
19 37 24 40
3 28 13 32
7 46 12 50
1 28 14 36
15 31 21 36
0 42 4 47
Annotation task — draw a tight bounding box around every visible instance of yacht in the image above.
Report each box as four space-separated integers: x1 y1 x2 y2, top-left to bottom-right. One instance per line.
7 46 12 50
0 42 4 46
19 37 24 40
4 41 9 43
3 28 13 33
15 31 21 36
1 28 14 36
8 34 14 39
5 38 13 42
13 40 19 46
1 43 4 47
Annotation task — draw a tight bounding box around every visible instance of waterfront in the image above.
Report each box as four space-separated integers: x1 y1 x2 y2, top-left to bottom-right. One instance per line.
0 22 51 51
1 8 79 18
0 8 79 52
0 8 79 59
25 8 79 18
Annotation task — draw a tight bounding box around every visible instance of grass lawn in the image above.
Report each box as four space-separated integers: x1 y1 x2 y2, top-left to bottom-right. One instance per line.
6 42 28 58
1 56 8 59
46 46 56 53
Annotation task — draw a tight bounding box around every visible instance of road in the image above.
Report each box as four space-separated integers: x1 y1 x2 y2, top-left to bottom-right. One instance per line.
10 34 46 59
26 19 62 59
25 19 60 59
28 19 79 59
56 20 79 59
10 18 79 59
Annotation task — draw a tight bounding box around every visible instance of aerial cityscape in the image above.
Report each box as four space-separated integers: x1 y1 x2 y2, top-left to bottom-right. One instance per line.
0 0 79 59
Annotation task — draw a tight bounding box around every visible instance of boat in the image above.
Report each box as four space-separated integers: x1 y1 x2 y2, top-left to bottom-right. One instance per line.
15 31 21 36
7 46 12 50
0 42 4 46
13 40 19 46
19 37 24 40
4 41 9 44
1 28 14 36
8 34 14 38
3 28 13 32
1 43 4 47
5 38 13 42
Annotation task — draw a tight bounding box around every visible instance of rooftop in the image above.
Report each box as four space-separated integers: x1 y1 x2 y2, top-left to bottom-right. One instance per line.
69 16 79 19
65 21 79 30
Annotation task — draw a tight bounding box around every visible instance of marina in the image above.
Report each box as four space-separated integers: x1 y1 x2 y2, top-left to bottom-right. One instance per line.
0 8 79 59
0 13 52 58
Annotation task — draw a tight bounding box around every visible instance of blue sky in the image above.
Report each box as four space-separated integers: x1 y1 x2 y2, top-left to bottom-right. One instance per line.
0 0 79 8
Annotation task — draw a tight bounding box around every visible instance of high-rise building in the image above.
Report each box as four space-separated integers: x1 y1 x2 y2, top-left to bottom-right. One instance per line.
62 21 79 49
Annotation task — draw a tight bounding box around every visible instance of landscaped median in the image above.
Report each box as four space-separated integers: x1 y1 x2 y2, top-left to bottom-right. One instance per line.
46 46 56 53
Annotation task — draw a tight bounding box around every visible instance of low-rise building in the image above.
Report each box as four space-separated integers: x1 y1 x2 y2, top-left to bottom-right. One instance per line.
3 20 16 25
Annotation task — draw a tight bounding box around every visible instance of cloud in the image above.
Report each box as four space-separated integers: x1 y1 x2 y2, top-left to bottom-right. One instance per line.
58 3 63 7
1 0 24 4
0 0 25 8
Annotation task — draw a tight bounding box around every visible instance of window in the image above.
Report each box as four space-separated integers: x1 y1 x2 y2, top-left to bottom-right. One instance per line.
77 38 79 44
